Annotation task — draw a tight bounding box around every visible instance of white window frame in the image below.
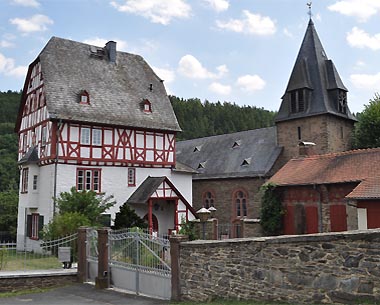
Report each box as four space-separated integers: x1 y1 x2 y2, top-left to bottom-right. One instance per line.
81 127 90 145
92 129 102 146
77 168 101 192
41 125 47 146
128 168 136 186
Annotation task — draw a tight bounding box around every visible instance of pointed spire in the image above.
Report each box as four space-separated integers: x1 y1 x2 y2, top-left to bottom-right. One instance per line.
275 19 357 122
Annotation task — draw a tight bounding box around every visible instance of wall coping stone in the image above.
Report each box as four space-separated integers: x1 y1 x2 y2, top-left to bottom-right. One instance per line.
0 269 77 279
182 228 380 247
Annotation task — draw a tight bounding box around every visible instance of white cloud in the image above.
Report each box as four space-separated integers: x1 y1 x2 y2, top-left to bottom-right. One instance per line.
83 37 128 52
178 54 227 79
216 10 276 36
203 0 229 12
209 82 231 95
10 14 53 33
0 40 15 48
283 28 293 38
152 66 175 84
347 27 380 50
236 74 266 92
350 73 380 90
328 0 380 22
0 53 27 77
110 0 191 25
11 0 40 7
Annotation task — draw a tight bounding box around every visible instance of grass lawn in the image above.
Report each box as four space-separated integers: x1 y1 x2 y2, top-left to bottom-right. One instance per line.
0 249 62 271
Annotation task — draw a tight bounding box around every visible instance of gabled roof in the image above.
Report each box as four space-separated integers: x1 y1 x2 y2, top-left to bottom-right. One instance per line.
17 37 180 132
176 127 282 180
276 19 356 123
127 176 197 216
269 148 380 199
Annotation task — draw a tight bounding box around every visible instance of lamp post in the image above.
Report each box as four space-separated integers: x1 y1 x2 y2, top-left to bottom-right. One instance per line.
196 207 211 240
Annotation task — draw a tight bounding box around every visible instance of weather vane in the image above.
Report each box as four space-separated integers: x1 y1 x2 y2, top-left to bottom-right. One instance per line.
307 2 312 19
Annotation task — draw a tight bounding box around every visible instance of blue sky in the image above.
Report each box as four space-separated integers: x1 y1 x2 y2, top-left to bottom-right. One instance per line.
1 0 380 113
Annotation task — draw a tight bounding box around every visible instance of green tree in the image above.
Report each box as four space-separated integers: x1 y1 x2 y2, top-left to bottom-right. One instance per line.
42 212 91 240
260 183 284 236
353 93 380 149
0 189 18 240
57 187 116 225
113 203 147 230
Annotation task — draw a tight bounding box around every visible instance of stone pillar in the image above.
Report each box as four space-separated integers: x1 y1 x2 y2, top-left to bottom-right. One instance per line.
170 235 189 301
95 228 109 289
242 219 263 238
195 218 218 240
77 227 88 283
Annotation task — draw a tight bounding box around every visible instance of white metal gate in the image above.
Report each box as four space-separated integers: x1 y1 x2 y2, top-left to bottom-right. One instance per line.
109 228 171 300
86 229 98 283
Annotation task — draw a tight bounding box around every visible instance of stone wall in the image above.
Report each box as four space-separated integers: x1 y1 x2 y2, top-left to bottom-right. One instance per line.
176 230 380 304
0 272 77 293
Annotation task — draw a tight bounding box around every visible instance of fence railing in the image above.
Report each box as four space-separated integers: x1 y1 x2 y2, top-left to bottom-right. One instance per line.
0 233 78 272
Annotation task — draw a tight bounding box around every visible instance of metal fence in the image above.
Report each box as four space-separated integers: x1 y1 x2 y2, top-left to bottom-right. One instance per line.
0 233 78 272
217 223 242 240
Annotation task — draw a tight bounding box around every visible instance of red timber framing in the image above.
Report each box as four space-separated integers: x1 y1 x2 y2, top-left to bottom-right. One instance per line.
143 178 197 234
17 59 53 163
56 123 176 167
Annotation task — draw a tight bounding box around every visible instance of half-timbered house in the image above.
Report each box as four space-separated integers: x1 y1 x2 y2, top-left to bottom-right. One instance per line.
15 37 195 246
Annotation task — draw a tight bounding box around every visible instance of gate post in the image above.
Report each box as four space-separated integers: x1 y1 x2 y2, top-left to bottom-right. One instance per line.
77 227 88 283
169 234 189 301
96 227 110 289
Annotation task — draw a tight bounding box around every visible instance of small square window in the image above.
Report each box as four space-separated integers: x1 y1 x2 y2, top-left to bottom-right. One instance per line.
33 175 38 190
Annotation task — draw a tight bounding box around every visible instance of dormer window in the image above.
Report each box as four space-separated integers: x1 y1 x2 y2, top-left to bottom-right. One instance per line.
241 158 251 166
232 140 241 148
193 145 202 152
338 90 347 114
290 89 305 113
197 161 207 169
80 90 90 104
143 99 152 113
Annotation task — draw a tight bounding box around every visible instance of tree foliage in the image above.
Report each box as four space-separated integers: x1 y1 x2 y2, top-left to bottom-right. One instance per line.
353 93 380 149
170 96 276 140
0 189 18 239
113 203 147 230
260 183 284 236
57 187 116 225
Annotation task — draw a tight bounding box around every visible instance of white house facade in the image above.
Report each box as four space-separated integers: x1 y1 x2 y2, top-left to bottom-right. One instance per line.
16 38 195 247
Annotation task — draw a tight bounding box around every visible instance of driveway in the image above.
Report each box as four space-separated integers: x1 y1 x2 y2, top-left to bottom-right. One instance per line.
1 283 170 305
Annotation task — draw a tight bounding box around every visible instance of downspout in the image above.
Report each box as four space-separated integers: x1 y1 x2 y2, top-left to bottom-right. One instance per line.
313 184 323 233
53 119 62 216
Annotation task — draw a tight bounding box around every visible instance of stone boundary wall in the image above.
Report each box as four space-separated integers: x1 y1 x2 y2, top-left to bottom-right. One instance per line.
176 229 380 304
0 272 77 293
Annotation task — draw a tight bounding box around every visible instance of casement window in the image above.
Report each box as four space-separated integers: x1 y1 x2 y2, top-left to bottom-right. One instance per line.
80 127 102 146
127 168 136 186
33 175 38 191
27 213 44 240
23 133 27 152
290 89 305 113
21 168 29 193
77 168 101 192
92 129 102 146
41 125 47 146
233 190 248 218
203 191 215 209
143 99 152 113
80 90 90 104
81 128 90 145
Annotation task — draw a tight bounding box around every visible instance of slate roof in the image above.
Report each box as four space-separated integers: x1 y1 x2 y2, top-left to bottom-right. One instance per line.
269 148 380 199
18 146 39 164
19 36 180 132
175 127 283 180
276 19 356 123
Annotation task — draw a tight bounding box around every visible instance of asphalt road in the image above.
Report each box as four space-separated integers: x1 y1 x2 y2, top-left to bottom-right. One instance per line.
0 283 170 305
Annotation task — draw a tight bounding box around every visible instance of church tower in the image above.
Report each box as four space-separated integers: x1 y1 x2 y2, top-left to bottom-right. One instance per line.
276 19 357 162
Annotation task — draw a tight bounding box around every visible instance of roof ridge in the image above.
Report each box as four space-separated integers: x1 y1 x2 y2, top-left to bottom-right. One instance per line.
292 147 380 161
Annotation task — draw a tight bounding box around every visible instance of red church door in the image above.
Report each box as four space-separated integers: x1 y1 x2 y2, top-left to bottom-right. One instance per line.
305 205 319 233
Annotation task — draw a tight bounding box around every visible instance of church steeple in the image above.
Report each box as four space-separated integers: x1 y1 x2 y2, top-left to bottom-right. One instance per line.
276 19 356 123
275 19 357 163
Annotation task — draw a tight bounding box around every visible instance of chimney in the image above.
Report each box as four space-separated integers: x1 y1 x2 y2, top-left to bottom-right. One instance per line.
298 141 316 157
105 41 117 63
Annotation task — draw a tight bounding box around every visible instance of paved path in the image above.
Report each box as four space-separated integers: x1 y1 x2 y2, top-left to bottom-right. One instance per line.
1 283 170 305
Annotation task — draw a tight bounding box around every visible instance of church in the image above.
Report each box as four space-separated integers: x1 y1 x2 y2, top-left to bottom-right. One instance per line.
176 18 371 236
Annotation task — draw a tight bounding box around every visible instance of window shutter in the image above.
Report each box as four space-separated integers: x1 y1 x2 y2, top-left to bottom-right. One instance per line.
27 215 32 237
38 215 44 239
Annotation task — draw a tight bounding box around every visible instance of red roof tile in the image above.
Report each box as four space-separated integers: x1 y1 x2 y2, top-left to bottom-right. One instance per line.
270 148 380 196
346 177 380 199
